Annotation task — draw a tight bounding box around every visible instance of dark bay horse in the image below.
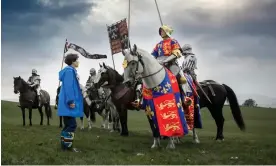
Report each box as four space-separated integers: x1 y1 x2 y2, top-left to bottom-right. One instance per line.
94 63 138 136
13 76 52 126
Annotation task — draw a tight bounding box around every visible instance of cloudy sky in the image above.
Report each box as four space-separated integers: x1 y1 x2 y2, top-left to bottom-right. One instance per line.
2 0 276 107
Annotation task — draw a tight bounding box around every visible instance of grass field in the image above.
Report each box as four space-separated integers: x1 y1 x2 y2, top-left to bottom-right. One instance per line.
1 100 276 165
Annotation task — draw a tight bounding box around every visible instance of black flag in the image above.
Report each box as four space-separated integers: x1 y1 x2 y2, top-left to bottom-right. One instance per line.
66 42 107 59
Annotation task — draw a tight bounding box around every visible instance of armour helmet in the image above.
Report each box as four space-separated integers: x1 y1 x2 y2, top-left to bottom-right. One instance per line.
90 68 96 75
159 25 173 38
182 44 194 55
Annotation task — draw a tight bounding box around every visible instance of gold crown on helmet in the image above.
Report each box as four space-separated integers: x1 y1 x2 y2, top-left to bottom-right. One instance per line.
159 25 174 37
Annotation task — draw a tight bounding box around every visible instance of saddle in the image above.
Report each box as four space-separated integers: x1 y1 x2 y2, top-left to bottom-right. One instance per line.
197 80 219 96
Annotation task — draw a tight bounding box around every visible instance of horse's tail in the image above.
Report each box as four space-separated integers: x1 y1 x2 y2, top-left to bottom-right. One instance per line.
222 84 245 131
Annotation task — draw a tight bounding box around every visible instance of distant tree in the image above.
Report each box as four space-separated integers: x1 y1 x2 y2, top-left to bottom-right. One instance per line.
242 98 257 107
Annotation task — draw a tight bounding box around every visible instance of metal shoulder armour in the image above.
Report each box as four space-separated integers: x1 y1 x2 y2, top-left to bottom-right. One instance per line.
35 75 41 80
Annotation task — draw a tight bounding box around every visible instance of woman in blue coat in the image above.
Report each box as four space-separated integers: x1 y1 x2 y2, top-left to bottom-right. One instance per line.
58 53 83 152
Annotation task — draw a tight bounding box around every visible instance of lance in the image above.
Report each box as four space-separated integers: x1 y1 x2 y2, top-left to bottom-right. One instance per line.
194 80 212 104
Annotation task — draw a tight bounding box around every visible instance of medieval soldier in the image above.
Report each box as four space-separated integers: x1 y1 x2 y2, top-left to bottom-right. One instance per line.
27 69 42 106
181 44 198 81
85 68 96 89
151 25 189 97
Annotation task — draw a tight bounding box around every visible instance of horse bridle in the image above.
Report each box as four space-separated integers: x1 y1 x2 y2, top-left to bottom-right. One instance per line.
130 51 164 79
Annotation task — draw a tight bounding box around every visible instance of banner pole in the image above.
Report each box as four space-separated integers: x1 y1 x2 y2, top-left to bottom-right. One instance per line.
58 38 67 87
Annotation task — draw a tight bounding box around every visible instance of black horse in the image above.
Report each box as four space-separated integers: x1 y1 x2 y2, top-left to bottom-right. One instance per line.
94 63 245 140
196 80 245 140
13 76 52 126
94 63 143 136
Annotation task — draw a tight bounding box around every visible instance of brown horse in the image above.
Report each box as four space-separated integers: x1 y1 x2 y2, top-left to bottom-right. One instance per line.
94 63 139 136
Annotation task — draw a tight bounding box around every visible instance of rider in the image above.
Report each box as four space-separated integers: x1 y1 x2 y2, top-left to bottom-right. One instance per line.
182 44 200 110
85 68 96 89
27 69 42 106
181 44 198 81
151 25 189 100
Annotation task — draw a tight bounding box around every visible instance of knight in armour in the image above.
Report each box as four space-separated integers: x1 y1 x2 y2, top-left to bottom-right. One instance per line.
181 44 198 81
151 25 190 100
85 68 96 89
27 69 42 106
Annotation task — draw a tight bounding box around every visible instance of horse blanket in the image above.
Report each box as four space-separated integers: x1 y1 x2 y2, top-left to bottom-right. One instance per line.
181 73 202 130
141 69 189 137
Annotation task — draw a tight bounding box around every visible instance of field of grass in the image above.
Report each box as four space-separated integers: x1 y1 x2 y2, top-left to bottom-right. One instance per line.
1 100 276 165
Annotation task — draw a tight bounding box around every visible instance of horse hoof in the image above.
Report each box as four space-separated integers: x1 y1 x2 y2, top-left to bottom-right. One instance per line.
120 133 129 137
29 124 32 126
59 126 63 128
166 145 175 149
110 130 114 133
193 139 200 144
215 139 224 142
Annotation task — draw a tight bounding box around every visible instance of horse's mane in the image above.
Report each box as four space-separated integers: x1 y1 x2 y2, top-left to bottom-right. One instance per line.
106 66 124 83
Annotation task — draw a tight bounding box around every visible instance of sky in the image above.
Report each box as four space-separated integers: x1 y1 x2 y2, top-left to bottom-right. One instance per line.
2 0 276 107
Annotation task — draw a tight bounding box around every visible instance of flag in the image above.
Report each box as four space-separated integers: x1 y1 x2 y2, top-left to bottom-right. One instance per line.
65 41 107 59
107 18 130 55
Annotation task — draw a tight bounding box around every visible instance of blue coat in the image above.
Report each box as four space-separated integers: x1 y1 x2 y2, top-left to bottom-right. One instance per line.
57 66 83 117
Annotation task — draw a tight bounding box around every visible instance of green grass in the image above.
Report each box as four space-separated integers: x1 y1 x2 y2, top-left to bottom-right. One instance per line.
2 100 276 165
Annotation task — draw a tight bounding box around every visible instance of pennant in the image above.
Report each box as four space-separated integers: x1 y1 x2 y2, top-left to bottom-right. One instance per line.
66 42 107 59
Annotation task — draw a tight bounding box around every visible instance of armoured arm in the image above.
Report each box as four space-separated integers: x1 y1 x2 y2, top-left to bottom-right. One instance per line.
27 77 32 84
194 56 198 69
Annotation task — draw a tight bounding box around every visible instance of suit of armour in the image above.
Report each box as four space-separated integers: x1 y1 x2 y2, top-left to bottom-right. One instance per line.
151 38 189 98
27 74 42 106
182 54 198 81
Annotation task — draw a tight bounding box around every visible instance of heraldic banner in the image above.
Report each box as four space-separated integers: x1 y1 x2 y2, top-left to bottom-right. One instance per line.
142 69 189 137
182 73 202 130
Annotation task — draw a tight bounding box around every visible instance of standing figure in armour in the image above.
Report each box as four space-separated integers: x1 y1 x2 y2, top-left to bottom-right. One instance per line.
27 69 42 107
181 44 198 81
151 25 190 102
85 68 96 89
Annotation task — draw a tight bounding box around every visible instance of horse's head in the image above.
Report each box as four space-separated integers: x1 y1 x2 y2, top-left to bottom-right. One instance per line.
122 44 147 84
94 62 124 89
13 76 24 94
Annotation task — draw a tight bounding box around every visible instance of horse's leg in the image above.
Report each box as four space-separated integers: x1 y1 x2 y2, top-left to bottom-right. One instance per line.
108 111 113 130
118 107 129 136
87 114 92 130
192 128 200 143
208 106 225 141
21 107 26 126
59 116 63 128
44 105 50 126
166 137 176 149
38 107 43 125
80 117 84 130
28 108 32 126
146 116 161 148
215 107 225 141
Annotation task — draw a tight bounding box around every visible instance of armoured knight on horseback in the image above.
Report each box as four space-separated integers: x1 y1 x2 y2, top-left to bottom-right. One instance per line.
27 69 42 107
151 25 191 103
132 25 191 107
182 44 197 81
85 68 96 89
